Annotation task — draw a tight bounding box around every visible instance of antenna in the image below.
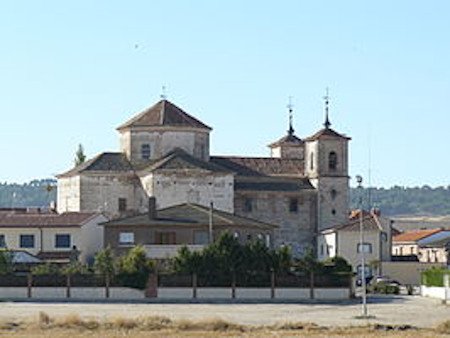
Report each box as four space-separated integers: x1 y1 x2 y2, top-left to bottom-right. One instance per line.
368 125 372 209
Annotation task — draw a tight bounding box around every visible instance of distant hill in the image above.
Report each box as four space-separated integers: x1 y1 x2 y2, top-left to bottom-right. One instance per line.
0 179 57 208
350 186 450 216
1 180 450 219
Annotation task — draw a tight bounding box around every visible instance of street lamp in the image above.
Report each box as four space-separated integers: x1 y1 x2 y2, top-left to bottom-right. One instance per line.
356 175 368 318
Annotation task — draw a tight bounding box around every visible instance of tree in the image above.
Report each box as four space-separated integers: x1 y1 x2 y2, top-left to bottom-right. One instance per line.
0 250 13 275
116 245 155 289
294 248 323 299
94 247 116 277
74 144 86 166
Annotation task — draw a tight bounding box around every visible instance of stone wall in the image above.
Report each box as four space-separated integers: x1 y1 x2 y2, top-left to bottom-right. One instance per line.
145 172 234 212
120 128 210 162
234 190 317 254
57 176 81 213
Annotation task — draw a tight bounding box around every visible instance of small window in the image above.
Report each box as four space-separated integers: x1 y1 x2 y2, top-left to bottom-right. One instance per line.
320 244 324 256
329 151 338 170
357 243 372 254
20 234 35 248
194 231 209 245
155 232 176 244
310 152 314 171
118 198 127 212
331 209 336 215
55 234 71 248
0 235 5 248
244 197 254 212
246 234 252 241
119 232 135 245
330 189 337 200
289 198 298 213
141 144 151 160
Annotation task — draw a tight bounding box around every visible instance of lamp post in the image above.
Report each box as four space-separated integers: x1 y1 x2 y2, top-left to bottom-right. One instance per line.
356 175 368 317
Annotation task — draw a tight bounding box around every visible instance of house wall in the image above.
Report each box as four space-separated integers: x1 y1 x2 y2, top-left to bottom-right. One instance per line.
337 230 382 275
142 172 234 213
382 261 445 285
317 232 337 261
120 128 210 162
104 225 273 257
79 215 107 263
234 190 316 255
57 176 81 213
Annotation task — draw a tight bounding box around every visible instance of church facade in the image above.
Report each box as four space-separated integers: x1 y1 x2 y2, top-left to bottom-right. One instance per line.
57 98 350 255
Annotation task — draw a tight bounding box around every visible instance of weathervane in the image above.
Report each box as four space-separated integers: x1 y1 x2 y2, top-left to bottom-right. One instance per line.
160 85 167 100
323 87 331 129
287 96 295 135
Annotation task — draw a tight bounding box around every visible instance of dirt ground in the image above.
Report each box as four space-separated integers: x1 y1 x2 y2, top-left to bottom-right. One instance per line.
0 295 449 329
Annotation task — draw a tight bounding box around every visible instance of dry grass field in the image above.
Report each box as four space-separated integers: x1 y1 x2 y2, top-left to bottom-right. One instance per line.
0 313 450 338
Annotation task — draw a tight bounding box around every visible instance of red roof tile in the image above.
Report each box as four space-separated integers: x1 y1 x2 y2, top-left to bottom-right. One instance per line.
393 229 442 243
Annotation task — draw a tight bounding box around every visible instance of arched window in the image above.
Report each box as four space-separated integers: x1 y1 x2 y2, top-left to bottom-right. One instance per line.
328 151 337 170
141 144 151 160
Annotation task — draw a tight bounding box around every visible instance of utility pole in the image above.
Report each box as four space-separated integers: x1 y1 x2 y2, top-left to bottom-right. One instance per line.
356 175 368 318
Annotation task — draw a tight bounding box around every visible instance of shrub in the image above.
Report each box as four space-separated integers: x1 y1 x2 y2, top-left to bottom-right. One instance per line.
31 263 60 275
116 245 154 289
421 267 450 287
0 250 12 275
369 282 399 294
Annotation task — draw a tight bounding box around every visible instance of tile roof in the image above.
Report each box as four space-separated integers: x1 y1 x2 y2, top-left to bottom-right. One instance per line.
393 229 442 243
57 152 134 177
117 99 211 131
322 211 386 233
210 156 304 177
139 148 230 173
0 211 101 228
101 203 276 230
304 127 351 141
268 134 304 148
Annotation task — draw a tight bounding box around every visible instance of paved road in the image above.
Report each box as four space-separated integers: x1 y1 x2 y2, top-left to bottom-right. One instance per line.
0 296 448 328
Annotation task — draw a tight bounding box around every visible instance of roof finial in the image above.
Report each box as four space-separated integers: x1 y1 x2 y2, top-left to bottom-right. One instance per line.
160 85 167 100
323 87 331 129
287 96 294 135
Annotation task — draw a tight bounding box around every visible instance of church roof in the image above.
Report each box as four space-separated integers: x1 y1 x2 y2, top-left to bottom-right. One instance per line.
304 127 351 141
138 148 230 173
101 203 276 230
268 134 304 148
210 156 304 177
57 152 134 178
117 99 212 131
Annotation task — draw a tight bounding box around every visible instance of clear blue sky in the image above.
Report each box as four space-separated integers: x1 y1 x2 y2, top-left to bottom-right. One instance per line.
1 1 449 187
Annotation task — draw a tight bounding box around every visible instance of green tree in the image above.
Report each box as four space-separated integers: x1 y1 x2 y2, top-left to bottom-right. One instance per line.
74 144 86 166
116 245 154 289
294 248 323 299
94 247 116 277
0 249 13 275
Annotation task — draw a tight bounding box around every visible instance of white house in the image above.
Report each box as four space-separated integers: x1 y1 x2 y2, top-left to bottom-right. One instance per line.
0 209 107 264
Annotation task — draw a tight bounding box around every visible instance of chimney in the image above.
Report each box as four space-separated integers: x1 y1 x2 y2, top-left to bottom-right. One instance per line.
148 197 157 219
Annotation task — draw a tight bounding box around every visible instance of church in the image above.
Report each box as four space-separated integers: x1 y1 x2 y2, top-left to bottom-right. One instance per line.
57 96 350 255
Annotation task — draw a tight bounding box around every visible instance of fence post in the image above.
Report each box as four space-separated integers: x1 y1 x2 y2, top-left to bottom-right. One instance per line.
27 273 32 299
231 270 236 299
192 272 197 299
105 273 110 299
270 269 275 299
66 274 71 299
310 271 315 300
145 273 158 298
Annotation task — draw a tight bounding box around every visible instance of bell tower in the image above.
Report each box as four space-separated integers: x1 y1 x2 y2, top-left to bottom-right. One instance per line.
304 90 351 230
